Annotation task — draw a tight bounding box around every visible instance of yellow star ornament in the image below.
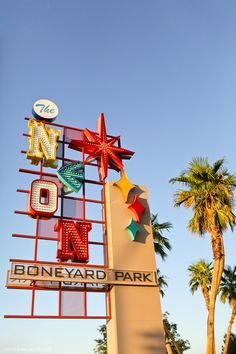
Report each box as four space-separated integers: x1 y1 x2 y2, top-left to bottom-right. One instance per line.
113 171 135 203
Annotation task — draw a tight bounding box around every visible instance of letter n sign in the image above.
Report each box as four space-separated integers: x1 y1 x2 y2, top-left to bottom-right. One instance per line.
55 220 91 262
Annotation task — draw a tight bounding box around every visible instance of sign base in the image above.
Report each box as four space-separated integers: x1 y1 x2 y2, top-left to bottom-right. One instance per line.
105 181 166 354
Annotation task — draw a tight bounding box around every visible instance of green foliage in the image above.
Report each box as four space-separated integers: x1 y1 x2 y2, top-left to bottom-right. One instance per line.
188 259 212 294
221 333 236 354
163 312 191 353
170 158 236 353
94 316 190 354
151 213 172 260
220 266 236 305
157 268 168 298
169 157 236 235
94 325 107 354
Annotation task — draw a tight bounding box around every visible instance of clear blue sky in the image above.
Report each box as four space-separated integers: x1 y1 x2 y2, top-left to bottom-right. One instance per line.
1 1 236 353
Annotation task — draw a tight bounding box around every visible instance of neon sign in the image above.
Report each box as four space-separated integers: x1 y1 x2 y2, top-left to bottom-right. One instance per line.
57 161 84 193
5 101 161 335
68 113 134 181
55 220 91 262
5 100 166 354
33 99 59 121
28 179 58 218
26 119 60 168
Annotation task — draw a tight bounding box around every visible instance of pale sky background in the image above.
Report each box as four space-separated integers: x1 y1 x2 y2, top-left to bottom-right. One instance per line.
1 1 236 353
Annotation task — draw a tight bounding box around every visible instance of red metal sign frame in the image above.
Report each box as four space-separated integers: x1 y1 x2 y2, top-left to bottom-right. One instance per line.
5 118 116 319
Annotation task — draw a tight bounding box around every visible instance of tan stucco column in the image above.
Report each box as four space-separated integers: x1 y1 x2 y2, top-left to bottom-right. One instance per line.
105 181 166 354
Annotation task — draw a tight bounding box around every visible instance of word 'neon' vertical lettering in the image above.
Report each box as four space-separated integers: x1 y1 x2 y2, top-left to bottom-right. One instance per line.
29 179 58 218
26 119 60 168
55 220 91 263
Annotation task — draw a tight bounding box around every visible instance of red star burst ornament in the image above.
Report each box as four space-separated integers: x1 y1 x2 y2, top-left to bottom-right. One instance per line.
68 113 134 181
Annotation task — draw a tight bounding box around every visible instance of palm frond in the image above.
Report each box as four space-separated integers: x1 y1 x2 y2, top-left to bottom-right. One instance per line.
188 259 212 295
151 213 172 260
170 157 236 236
156 268 168 297
212 158 225 174
219 266 236 305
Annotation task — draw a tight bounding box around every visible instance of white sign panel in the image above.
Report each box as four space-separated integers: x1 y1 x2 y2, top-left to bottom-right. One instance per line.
32 99 59 121
9 262 158 287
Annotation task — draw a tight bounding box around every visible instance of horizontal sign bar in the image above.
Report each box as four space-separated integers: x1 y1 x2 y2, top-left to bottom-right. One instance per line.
9 262 157 287
6 271 107 290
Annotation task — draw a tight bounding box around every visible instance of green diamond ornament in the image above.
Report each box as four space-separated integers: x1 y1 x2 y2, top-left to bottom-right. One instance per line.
125 218 139 241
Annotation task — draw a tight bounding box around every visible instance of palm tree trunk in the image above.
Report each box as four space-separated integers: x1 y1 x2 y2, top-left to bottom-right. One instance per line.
223 306 236 354
207 231 224 354
202 285 210 311
165 336 173 354
163 323 173 354
163 322 182 354
216 240 225 290
207 258 218 354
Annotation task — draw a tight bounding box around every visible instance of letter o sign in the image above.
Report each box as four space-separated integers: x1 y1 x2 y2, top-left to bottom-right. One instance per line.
29 179 58 218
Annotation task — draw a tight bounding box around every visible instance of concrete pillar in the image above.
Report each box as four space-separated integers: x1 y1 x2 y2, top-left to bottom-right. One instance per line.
105 181 166 354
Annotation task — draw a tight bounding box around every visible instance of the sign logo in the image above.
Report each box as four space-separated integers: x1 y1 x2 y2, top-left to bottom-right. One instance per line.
32 99 59 121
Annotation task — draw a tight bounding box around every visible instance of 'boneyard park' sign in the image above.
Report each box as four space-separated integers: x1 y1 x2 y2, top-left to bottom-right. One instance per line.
5 100 166 354
11 262 157 286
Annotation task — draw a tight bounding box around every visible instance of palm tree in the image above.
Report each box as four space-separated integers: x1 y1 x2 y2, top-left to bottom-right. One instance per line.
94 325 107 354
152 215 172 351
170 157 236 354
163 312 191 354
157 268 168 298
156 269 174 353
221 333 236 354
151 213 172 260
188 259 212 311
219 266 236 354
